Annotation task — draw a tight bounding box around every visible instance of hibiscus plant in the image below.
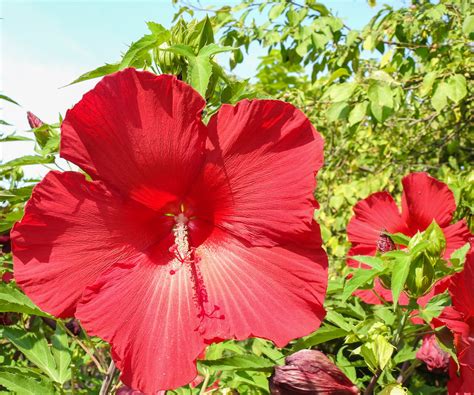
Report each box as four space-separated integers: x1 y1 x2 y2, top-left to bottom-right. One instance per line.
0 0 472 394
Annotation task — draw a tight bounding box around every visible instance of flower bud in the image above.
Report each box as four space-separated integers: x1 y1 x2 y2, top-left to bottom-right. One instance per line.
26 111 44 129
405 253 434 298
376 233 395 254
269 350 359 394
423 221 446 258
416 335 449 372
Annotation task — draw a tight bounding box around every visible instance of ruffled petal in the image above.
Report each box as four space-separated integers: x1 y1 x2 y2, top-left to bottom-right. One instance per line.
347 192 406 247
61 69 206 208
189 100 323 247
196 225 327 347
401 172 456 232
76 256 206 392
12 171 170 317
442 220 472 259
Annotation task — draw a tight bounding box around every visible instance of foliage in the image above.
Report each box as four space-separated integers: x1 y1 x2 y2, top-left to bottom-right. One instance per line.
0 0 472 393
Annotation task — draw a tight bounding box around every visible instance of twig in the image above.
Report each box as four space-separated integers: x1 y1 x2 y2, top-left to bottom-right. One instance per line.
99 360 116 395
364 369 382 395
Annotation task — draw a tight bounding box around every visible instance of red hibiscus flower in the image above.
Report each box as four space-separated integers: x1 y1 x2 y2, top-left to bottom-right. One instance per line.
416 334 449 372
346 172 471 305
11 68 327 392
437 252 474 394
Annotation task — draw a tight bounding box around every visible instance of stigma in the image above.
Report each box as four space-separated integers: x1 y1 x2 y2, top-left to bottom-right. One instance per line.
173 213 191 262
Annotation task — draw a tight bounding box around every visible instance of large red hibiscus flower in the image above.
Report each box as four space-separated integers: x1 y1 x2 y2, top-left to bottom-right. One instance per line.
437 252 474 393
11 68 327 392
346 172 471 305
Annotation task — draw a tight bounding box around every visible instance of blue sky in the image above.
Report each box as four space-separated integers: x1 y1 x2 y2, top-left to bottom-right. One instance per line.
1 0 401 176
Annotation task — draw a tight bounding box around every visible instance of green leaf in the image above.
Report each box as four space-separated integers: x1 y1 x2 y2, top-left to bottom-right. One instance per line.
200 355 274 373
462 15 474 36
329 82 357 102
0 134 32 142
431 82 449 112
390 254 411 307
198 44 233 58
350 255 384 270
327 102 350 122
342 268 379 301
446 74 467 103
292 324 348 351
325 310 353 332
0 155 55 169
1 327 61 383
51 325 71 384
450 243 470 269
348 102 368 126
419 72 437 97
165 44 195 58
0 367 55 395
0 94 20 106
0 283 50 317
269 3 285 20
120 24 170 69
68 63 120 85
188 56 212 97
367 81 393 108
418 293 450 323
385 232 410 246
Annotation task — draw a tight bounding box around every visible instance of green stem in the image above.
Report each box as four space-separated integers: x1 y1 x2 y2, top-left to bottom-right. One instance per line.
199 370 211 395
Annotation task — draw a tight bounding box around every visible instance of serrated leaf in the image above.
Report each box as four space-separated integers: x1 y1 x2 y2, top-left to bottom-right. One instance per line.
0 283 50 317
385 232 410 246
0 367 55 395
1 327 61 383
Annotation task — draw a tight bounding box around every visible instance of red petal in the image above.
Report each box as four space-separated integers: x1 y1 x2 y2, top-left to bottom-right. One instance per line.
443 220 472 258
189 100 323 247
197 226 327 347
449 252 474 318
76 257 205 392
61 69 206 208
401 172 456 231
347 192 406 247
11 171 170 317
448 362 474 394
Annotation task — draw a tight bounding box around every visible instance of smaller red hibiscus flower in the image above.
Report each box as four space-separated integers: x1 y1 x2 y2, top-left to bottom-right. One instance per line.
416 334 449 372
346 172 471 305
269 349 359 394
437 252 474 394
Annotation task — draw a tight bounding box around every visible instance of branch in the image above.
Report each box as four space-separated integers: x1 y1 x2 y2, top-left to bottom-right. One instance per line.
99 360 116 395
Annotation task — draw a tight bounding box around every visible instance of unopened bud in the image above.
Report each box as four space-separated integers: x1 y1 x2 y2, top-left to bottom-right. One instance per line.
406 253 435 298
26 111 44 129
416 335 449 372
269 350 359 394
376 233 395 254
